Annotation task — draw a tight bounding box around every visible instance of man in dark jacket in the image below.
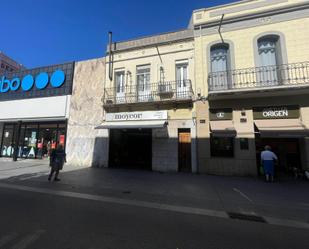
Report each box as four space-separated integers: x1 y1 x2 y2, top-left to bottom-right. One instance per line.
48 145 66 181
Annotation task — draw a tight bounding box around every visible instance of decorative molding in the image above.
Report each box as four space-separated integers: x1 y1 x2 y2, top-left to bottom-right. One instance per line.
209 0 288 17
108 30 194 54
194 8 309 37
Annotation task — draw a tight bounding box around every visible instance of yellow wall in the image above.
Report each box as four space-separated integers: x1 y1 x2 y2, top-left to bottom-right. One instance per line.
105 40 195 120
194 17 309 96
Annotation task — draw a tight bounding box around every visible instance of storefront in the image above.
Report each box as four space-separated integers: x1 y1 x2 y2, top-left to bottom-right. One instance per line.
253 105 308 175
0 62 74 160
200 101 309 176
1 121 67 159
97 110 196 172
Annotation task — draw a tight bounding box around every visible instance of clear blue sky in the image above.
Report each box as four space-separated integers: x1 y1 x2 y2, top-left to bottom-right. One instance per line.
1 0 236 68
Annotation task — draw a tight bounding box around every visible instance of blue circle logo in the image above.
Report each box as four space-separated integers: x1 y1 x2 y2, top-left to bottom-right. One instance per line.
10 78 21 91
50 70 65 88
21 75 34 91
35 72 49 89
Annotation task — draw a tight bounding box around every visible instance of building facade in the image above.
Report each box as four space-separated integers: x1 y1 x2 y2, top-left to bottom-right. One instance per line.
2 0 309 177
192 0 309 176
99 30 197 172
0 59 107 167
0 52 23 74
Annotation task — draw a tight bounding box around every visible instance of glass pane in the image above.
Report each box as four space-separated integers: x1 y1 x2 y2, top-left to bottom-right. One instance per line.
115 71 125 93
23 125 38 158
17 125 26 158
137 75 144 91
145 73 150 90
38 126 57 158
57 128 66 149
1 125 14 157
211 48 228 73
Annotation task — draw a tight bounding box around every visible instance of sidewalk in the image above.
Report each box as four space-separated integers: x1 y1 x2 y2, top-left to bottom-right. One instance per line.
0 159 308 226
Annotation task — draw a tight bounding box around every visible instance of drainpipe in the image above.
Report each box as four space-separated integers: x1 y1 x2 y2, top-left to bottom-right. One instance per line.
218 14 225 44
108 31 113 81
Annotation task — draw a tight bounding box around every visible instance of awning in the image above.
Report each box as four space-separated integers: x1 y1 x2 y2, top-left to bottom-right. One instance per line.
95 120 168 129
255 119 309 137
210 120 236 137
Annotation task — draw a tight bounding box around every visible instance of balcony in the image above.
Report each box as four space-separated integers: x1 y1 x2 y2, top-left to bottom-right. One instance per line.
103 80 194 107
208 62 309 98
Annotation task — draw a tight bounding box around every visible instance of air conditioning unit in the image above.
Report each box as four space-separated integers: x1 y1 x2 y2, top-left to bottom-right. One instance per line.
106 99 114 104
158 84 172 95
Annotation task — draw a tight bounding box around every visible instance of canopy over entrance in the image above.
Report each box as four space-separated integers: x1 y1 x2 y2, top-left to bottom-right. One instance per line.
210 120 236 137
96 120 168 129
255 119 309 137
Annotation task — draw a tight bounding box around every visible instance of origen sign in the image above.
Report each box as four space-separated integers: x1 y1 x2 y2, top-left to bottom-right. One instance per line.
253 106 299 119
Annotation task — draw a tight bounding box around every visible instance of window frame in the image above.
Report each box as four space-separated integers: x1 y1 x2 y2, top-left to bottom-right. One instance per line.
210 135 234 158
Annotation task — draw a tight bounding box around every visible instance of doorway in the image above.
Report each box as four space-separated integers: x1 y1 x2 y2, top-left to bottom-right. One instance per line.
109 129 152 170
178 129 192 172
255 137 301 176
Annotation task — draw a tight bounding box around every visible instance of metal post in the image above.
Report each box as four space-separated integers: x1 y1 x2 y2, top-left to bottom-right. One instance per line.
13 120 22 162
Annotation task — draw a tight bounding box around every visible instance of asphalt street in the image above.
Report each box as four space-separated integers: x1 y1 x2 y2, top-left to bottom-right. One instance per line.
0 187 308 249
0 159 308 249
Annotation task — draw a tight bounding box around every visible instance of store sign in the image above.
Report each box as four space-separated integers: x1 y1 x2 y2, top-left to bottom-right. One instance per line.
106 110 168 122
253 105 299 119
210 108 233 121
0 70 66 93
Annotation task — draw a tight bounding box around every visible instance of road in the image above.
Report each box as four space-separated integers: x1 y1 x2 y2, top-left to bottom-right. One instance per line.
0 160 308 249
0 183 307 249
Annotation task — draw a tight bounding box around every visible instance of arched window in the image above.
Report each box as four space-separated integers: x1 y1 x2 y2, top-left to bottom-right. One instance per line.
258 35 279 67
210 44 231 90
257 35 281 85
210 44 230 72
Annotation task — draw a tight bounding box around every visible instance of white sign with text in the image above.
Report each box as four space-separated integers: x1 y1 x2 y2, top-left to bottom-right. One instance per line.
106 110 168 122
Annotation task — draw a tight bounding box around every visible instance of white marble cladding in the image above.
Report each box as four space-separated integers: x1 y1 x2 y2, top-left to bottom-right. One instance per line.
66 58 108 167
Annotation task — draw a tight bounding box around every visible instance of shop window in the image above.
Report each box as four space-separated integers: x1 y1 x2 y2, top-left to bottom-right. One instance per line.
240 138 249 150
1 124 15 157
210 136 234 157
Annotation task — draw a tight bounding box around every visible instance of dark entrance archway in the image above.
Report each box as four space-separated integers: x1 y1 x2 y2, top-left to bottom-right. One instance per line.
109 129 152 170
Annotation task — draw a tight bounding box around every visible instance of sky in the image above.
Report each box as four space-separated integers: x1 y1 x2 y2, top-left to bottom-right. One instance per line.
1 0 237 69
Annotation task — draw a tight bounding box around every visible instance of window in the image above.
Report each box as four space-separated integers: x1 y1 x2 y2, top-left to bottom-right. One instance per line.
176 61 189 98
257 35 280 85
210 44 230 90
136 65 151 101
210 136 234 157
115 71 125 93
240 138 249 150
115 70 125 103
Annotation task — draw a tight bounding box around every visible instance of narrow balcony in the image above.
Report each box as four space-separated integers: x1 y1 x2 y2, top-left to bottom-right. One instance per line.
208 62 309 98
103 80 194 107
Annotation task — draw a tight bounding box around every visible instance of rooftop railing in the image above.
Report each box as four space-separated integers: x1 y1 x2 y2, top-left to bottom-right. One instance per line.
103 79 193 106
208 62 309 92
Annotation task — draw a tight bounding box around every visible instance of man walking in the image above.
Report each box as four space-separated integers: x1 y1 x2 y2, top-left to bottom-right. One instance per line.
261 145 278 182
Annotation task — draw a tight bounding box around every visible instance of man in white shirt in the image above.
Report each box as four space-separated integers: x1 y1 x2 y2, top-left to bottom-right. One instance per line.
261 145 278 182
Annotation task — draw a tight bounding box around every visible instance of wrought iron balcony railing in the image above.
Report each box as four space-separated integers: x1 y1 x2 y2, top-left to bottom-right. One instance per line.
103 80 193 106
208 62 309 92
